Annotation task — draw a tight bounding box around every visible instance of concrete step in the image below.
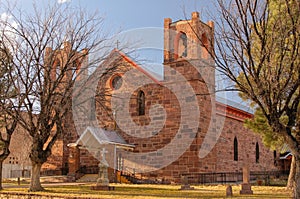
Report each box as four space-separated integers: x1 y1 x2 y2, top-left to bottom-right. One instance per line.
11 175 71 183
76 174 98 182
40 175 71 183
119 175 131 184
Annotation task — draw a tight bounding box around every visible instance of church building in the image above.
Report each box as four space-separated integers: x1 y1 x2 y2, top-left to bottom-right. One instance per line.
5 12 280 183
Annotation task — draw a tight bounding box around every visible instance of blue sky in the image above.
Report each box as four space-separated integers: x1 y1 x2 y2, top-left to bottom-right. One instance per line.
14 0 217 54
17 0 217 30
88 0 216 30
9 0 247 106
10 0 217 63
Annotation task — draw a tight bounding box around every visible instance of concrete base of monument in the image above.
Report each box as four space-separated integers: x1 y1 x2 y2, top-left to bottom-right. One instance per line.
240 183 253 195
90 185 115 191
226 185 233 197
179 184 195 190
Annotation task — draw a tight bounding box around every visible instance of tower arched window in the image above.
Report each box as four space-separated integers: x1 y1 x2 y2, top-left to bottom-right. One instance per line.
72 60 79 80
174 32 188 59
256 142 260 163
138 90 145 116
179 33 187 57
56 60 61 80
201 33 209 58
234 136 238 161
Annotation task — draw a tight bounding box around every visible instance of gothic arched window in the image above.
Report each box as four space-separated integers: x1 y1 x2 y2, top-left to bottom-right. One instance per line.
55 60 61 80
234 136 238 161
256 142 260 163
90 97 96 120
138 90 145 116
273 150 277 166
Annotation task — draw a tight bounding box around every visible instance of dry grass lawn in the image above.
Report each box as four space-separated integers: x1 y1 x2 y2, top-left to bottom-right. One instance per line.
1 183 292 199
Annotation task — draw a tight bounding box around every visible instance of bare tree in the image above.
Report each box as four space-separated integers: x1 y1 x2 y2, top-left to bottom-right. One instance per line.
207 0 299 197
0 115 17 190
0 1 115 191
8 122 32 177
0 42 19 189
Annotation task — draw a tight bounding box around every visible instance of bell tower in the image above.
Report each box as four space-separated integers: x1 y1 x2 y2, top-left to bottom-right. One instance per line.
160 12 218 177
43 42 89 176
164 12 214 63
45 42 88 84
163 11 215 94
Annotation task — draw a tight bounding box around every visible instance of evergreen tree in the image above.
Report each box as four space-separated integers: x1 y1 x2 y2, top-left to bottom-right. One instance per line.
245 108 296 189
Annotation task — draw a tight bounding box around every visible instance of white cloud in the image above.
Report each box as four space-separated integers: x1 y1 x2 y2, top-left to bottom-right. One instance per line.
1 12 12 21
0 12 19 35
0 12 19 51
58 0 71 4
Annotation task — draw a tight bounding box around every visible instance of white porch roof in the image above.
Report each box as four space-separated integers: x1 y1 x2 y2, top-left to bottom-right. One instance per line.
73 126 135 149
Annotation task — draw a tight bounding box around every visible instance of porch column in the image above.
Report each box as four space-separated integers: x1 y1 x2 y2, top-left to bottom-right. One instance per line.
68 146 80 179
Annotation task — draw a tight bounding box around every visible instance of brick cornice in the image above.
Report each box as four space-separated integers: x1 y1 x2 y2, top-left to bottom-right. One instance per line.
216 102 253 122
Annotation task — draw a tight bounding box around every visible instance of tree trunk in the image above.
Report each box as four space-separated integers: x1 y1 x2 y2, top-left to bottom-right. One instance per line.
29 162 44 191
293 155 300 199
0 161 3 190
287 155 296 190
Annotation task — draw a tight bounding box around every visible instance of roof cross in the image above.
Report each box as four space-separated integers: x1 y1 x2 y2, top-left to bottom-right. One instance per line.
100 147 108 161
116 40 120 49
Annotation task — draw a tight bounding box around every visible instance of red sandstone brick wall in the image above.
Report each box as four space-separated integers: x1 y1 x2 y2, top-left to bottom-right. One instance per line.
88 51 217 182
215 115 277 173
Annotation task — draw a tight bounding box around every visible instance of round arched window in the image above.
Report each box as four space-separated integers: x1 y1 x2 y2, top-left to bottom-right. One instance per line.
111 75 122 90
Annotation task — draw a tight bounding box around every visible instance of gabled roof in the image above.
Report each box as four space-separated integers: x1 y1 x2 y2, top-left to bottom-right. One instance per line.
85 49 162 85
112 49 162 84
75 126 134 149
280 152 292 160
90 49 256 121
216 96 254 114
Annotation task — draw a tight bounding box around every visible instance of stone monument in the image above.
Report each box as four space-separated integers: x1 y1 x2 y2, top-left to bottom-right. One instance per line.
91 148 115 191
179 175 194 190
240 166 253 195
226 185 233 197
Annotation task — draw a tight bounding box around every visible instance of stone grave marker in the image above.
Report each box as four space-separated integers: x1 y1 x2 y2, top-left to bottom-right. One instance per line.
91 148 115 191
240 165 253 195
226 185 233 197
179 175 194 190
